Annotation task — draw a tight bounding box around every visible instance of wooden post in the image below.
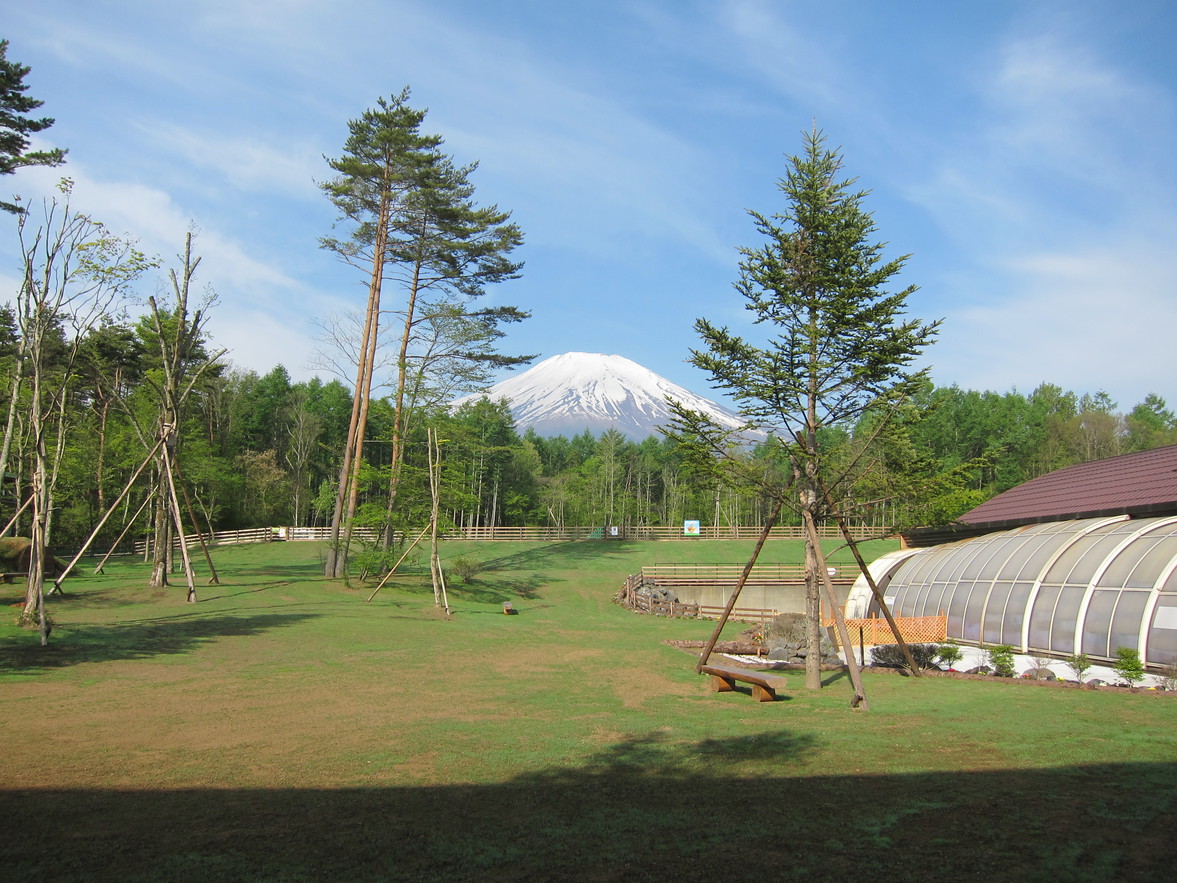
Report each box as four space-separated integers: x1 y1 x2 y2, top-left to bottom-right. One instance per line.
366 523 431 602
697 497 783 673
170 454 219 585
161 441 197 603
52 437 166 590
803 509 868 709
94 494 152 574
1 494 33 537
819 480 921 677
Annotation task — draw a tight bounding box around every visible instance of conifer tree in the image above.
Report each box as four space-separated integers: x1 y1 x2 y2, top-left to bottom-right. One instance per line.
673 129 939 694
320 88 526 578
0 40 66 214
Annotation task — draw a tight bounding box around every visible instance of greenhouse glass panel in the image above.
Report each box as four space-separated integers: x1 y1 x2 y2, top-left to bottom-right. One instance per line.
912 579 936 614
1028 584 1061 649
1003 582 1034 645
947 581 972 636
978 538 1020 580
963 582 988 642
1081 590 1118 657
1109 591 1149 655
924 581 952 617
1067 534 1128 585
1098 540 1151 588
898 553 934 585
889 580 915 614
932 549 969 583
999 535 1051 579
943 549 974 582
1159 566 1177 594
1018 534 1076 582
1125 535 1177 588
1146 599 1177 664
983 582 1014 644
960 542 1008 581
1043 539 1097 584
1050 586 1086 653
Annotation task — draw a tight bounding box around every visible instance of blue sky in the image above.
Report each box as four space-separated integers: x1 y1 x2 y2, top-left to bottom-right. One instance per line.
3 0 1176 413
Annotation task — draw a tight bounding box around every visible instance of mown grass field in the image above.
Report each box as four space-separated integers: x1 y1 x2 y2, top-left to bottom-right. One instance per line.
2 537 1175 881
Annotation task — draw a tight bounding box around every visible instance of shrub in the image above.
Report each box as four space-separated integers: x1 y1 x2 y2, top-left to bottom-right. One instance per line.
935 641 963 670
1066 652 1093 684
449 556 482 584
1158 660 1177 692
987 644 1016 677
870 643 940 670
1112 647 1145 687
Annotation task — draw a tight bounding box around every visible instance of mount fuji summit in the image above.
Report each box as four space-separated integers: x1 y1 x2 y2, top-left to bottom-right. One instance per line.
453 352 750 440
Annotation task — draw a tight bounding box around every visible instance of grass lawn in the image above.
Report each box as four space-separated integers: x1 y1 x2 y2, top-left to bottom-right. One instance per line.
1 537 1175 881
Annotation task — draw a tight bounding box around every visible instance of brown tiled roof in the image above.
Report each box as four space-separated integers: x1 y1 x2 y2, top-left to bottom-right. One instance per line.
959 444 1177 529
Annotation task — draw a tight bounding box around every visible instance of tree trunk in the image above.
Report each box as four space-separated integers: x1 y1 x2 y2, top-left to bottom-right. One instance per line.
803 523 822 690
326 192 389 578
149 466 170 587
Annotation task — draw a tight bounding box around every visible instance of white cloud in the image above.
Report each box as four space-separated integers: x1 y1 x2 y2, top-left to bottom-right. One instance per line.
136 123 322 197
935 240 1177 405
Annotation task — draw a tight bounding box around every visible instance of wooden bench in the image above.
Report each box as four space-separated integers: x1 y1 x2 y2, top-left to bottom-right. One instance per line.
700 663 788 702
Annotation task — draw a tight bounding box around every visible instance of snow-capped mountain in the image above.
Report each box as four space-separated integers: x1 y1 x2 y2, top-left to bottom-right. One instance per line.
452 352 751 440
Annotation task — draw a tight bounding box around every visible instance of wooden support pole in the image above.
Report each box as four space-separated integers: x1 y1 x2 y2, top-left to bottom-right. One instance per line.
819 479 921 677
94 494 152 574
1 493 33 537
169 453 220 585
366 523 431 602
803 508 868 709
696 497 784 673
53 437 166 590
162 443 198 603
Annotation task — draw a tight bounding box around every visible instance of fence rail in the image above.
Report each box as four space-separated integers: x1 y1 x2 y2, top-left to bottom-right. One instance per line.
131 526 381 556
442 524 890 541
638 562 855 586
622 590 779 623
105 523 891 556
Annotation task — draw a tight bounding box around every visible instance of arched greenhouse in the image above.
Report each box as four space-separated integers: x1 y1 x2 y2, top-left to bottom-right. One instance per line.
846 515 1177 665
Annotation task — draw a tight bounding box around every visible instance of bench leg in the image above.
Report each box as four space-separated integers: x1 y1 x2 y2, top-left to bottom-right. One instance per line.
709 673 736 693
751 683 777 702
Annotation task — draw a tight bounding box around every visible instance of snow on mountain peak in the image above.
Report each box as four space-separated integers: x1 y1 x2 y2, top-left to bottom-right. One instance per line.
452 352 750 440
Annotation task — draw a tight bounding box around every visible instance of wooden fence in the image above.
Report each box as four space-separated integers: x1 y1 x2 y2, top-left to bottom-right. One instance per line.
827 614 947 646
112 523 890 554
639 562 855 585
131 526 381 555
622 590 779 624
443 524 889 542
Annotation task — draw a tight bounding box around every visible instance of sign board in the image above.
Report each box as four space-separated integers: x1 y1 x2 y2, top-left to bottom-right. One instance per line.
683 520 701 537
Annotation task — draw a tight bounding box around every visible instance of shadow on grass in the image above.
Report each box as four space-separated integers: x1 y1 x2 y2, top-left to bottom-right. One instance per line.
473 539 638 572
1 736 1172 881
0 612 318 672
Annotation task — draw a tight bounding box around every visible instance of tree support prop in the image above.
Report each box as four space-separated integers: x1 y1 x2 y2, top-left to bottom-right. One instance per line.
696 497 784 673
820 478 920 677
803 509 868 709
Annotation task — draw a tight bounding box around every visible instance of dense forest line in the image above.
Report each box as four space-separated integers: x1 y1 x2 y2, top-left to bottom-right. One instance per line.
3 296 1174 552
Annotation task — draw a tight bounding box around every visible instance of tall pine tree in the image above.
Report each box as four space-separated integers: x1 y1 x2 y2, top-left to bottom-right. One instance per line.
320 89 526 578
673 129 939 695
0 40 66 214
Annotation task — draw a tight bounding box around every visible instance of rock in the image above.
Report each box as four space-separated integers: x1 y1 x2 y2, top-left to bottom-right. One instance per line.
1024 667 1055 680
